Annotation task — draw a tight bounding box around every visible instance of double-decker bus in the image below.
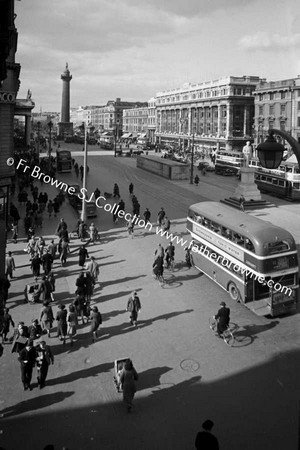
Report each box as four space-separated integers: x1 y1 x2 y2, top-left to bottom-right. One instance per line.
56 149 72 173
215 150 244 175
249 158 300 201
186 201 299 317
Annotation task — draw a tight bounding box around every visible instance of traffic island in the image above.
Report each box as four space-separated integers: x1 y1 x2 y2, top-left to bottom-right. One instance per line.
136 155 189 180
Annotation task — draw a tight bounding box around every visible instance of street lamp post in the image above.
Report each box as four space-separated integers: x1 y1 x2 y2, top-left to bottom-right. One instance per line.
256 128 300 170
37 121 41 161
81 122 88 222
114 120 119 157
48 120 53 172
190 130 195 184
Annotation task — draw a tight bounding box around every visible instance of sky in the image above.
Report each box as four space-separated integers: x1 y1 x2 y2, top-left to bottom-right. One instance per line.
15 0 300 112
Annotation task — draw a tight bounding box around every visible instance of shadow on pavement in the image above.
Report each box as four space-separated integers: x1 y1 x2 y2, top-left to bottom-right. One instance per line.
45 362 112 387
0 391 75 418
138 366 173 391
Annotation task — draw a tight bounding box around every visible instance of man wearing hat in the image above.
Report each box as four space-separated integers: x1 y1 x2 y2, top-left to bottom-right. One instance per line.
195 419 219 449
127 291 141 327
36 340 54 388
18 340 37 391
214 301 230 337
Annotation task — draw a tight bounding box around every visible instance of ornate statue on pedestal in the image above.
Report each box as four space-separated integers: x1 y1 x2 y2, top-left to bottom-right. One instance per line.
242 141 253 167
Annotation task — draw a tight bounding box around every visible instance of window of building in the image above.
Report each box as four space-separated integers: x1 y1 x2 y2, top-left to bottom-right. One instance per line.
259 106 263 115
281 92 286 99
280 104 286 114
269 105 274 115
297 117 300 127
298 102 300 111
269 93 274 100
280 122 286 131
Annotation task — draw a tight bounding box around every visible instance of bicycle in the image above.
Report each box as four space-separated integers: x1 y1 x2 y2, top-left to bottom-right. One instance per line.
165 256 175 272
209 316 235 346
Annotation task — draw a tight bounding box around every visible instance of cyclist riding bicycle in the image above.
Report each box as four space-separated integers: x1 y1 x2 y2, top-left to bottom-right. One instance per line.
165 242 175 268
214 301 230 337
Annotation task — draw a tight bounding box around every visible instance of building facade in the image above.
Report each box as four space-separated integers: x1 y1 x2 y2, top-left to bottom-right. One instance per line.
147 97 156 143
253 76 300 146
70 99 148 137
122 104 148 137
155 76 263 152
0 0 21 278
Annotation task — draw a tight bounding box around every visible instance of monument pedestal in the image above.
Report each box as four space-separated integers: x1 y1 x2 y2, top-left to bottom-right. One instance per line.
233 167 261 201
220 165 271 210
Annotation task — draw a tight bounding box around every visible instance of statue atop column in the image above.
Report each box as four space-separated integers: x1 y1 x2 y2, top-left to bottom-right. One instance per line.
242 141 253 167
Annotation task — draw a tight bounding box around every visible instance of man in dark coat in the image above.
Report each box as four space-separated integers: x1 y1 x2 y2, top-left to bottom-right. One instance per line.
18 340 36 390
195 419 219 450
78 245 89 267
143 208 151 224
56 218 67 234
214 301 230 336
36 340 54 388
157 207 165 226
127 291 141 327
42 251 53 276
28 318 43 341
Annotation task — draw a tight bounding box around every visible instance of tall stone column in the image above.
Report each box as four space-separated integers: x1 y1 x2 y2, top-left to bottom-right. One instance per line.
58 63 73 138
61 63 71 122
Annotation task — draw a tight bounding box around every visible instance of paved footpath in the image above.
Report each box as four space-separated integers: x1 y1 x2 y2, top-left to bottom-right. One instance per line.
0 161 299 450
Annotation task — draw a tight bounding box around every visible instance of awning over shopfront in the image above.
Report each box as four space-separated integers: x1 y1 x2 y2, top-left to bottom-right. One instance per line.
101 131 110 136
121 133 132 139
138 133 147 138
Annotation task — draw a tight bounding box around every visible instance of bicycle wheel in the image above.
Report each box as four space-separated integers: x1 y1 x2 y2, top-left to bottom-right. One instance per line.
223 329 234 346
209 317 217 332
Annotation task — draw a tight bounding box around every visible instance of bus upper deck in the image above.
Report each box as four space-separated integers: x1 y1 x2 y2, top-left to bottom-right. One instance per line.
186 201 298 317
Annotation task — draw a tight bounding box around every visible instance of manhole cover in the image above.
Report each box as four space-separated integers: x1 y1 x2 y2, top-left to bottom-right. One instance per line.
180 359 200 372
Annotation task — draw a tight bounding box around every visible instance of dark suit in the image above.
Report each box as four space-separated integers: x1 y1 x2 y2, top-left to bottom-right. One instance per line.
195 430 219 449
19 346 36 389
215 306 230 334
36 344 54 387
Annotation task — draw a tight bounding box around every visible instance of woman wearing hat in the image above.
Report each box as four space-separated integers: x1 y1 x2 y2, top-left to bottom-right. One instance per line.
118 359 138 412
40 300 54 337
90 306 102 342
214 302 230 337
67 304 78 346
56 304 67 344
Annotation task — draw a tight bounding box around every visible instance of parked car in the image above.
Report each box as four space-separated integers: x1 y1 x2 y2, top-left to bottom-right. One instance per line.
146 142 156 150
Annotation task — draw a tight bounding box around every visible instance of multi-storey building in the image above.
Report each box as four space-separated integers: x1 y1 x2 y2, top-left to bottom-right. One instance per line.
122 104 148 137
253 76 300 146
70 99 147 137
0 0 21 278
147 97 156 143
155 76 263 152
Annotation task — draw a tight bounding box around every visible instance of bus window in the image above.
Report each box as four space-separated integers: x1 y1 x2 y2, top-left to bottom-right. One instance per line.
211 221 221 233
193 214 203 224
265 240 290 254
233 234 244 246
245 238 254 252
203 218 211 228
221 227 232 239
